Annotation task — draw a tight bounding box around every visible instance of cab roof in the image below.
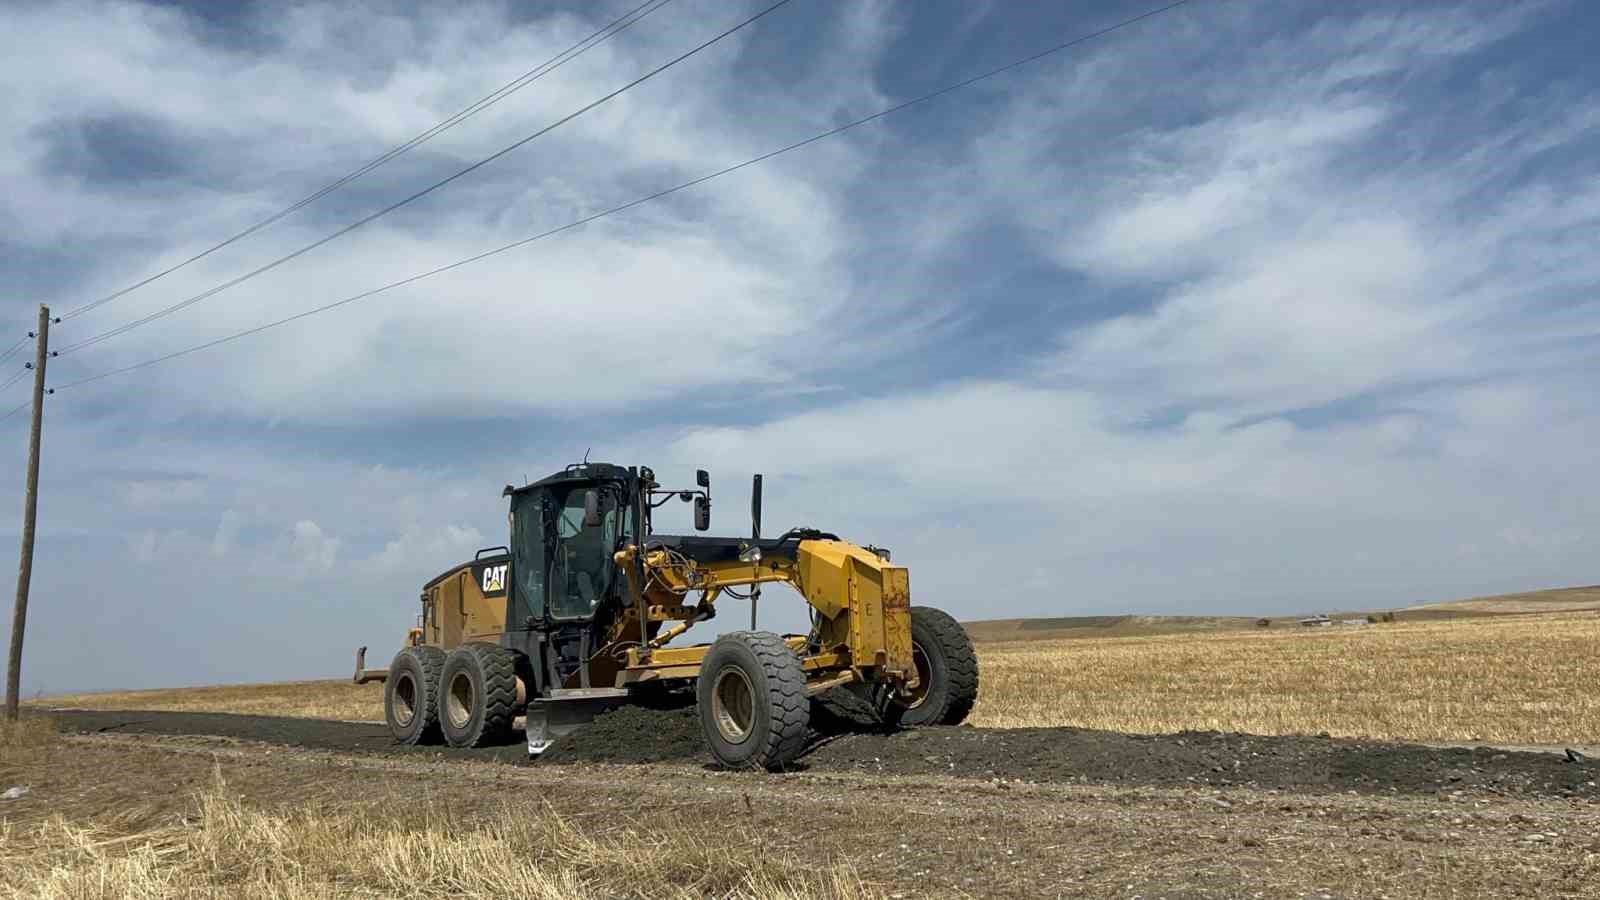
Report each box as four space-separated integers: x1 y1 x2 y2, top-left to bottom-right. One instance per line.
503 462 639 497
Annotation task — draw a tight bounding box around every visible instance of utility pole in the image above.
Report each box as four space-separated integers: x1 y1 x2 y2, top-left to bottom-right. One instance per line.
7 305 49 721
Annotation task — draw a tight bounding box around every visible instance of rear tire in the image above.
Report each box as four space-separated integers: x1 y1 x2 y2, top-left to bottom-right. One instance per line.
385 645 445 745
439 643 520 748
885 606 979 727
697 631 809 770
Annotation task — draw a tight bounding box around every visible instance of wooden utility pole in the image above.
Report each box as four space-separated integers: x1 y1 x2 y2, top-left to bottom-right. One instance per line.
7 305 49 721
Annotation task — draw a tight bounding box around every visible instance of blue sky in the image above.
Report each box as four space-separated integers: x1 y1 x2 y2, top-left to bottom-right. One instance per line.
2 0 1598 693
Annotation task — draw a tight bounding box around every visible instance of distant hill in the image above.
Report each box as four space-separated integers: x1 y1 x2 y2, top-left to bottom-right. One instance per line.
964 585 1600 642
963 614 1265 643
1404 585 1600 616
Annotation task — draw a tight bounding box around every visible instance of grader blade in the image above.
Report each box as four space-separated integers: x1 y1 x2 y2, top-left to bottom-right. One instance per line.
525 688 628 755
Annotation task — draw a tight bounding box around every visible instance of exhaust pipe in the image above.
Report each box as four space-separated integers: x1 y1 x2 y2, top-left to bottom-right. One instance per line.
750 474 762 630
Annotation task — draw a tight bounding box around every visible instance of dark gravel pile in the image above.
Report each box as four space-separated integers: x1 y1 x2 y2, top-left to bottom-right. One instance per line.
804 725 1598 800
48 707 1597 801
538 705 707 764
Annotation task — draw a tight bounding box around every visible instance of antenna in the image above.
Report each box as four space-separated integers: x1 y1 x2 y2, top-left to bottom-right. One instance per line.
583 447 591 464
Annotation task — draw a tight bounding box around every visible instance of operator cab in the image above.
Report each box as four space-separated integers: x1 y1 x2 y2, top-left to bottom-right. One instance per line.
501 463 709 689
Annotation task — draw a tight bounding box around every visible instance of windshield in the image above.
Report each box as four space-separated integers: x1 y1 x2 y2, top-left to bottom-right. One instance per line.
548 485 625 620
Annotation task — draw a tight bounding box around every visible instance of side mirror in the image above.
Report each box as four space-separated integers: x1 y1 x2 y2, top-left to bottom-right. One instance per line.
694 496 711 531
696 469 710 489
582 490 602 528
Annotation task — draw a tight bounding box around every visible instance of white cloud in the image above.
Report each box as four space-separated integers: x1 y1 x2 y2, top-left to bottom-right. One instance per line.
285 519 339 574
210 509 240 558
122 478 206 510
364 523 487 576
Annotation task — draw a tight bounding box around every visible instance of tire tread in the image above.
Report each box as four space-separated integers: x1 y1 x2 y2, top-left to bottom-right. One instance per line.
700 630 810 770
441 642 519 748
910 606 980 726
387 645 445 746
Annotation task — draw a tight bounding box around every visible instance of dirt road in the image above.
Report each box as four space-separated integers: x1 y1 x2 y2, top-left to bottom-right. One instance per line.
15 713 1594 897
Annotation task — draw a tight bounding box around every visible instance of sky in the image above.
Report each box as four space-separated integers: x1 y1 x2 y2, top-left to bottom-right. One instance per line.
1 0 1597 694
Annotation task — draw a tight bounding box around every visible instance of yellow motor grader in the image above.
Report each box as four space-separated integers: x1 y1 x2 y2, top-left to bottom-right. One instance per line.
354 462 977 770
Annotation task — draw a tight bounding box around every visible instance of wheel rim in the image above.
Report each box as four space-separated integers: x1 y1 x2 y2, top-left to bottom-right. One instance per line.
905 641 933 710
447 671 475 730
393 673 417 727
712 667 756 744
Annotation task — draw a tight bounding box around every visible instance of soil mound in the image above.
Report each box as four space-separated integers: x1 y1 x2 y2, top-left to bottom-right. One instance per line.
48 708 1598 801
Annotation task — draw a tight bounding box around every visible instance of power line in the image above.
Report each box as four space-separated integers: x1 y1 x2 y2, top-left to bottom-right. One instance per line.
0 400 26 423
54 0 1190 394
0 336 27 367
54 0 791 357
0 368 27 394
56 0 676 324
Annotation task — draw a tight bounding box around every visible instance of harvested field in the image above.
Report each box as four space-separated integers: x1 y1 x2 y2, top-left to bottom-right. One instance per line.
973 611 1600 743
38 678 381 723
44 611 1600 745
0 719 871 900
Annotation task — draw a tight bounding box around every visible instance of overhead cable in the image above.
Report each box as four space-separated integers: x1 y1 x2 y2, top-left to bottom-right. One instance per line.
0 336 27 366
55 0 791 355
56 0 677 323
54 0 1189 392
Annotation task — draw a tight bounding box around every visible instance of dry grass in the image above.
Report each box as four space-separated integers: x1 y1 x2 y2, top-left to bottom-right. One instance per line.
0 716 59 769
970 610 1600 743
40 608 1600 746
0 725 874 900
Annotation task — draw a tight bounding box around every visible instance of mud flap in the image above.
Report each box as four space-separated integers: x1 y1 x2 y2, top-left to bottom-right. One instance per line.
525 694 627 756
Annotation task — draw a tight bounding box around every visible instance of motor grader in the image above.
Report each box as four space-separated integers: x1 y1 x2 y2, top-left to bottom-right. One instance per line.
353 462 977 770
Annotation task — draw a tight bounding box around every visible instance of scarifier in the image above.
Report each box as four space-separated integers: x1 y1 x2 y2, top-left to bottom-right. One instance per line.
353 463 977 770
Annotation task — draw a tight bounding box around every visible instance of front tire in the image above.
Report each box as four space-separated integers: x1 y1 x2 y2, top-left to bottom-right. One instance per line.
385 645 445 745
885 606 979 727
439 643 519 748
697 631 809 770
